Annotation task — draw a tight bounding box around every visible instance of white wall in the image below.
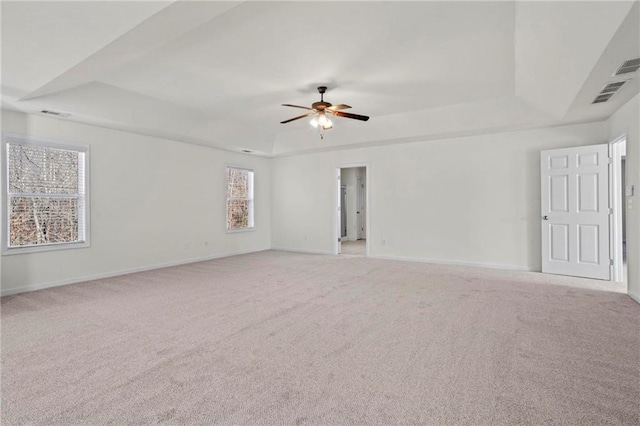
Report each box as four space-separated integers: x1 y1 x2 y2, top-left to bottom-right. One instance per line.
272 122 609 270
0 113 3 286
607 93 640 303
2 107 633 298
1 110 271 295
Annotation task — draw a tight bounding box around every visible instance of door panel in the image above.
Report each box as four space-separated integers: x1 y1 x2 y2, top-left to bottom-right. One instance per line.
550 175 569 211
541 144 610 280
550 224 569 261
577 224 599 264
578 173 599 212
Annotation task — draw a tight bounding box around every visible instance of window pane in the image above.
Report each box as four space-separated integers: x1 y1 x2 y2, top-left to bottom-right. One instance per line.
8 144 79 194
226 168 250 199
227 200 250 229
9 197 79 246
226 167 253 230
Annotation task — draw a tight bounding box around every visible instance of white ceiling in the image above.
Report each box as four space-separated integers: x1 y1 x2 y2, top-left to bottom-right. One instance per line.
2 1 639 156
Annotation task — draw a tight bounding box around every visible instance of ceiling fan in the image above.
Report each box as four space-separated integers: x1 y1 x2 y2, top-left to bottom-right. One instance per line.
280 86 369 134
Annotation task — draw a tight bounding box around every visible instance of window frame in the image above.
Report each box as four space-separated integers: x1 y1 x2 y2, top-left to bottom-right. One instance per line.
225 166 255 233
2 134 91 255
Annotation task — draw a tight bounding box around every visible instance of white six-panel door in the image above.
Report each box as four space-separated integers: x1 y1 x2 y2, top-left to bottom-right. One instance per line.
541 145 610 280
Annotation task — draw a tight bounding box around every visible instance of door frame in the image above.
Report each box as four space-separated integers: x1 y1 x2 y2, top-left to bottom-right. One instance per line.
610 134 627 283
356 176 366 240
334 163 370 256
340 185 347 239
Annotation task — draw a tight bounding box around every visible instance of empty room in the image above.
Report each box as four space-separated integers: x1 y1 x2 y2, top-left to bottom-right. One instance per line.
1 1 639 424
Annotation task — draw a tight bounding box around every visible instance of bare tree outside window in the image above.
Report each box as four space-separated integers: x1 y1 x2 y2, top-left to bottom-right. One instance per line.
226 167 254 230
5 140 87 249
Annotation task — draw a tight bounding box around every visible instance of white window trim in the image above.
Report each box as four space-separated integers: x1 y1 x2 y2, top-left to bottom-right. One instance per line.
225 165 255 233
2 133 91 255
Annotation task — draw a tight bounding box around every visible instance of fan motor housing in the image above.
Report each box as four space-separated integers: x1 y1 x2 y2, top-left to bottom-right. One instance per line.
312 101 332 110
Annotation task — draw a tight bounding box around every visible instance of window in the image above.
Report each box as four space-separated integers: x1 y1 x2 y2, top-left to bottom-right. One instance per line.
3 135 89 253
226 167 254 231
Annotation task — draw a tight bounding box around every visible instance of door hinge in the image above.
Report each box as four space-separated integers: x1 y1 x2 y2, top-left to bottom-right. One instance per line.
609 208 614 214
607 157 613 164
610 259 614 266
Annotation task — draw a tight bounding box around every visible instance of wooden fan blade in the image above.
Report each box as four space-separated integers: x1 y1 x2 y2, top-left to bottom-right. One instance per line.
282 104 314 111
326 104 351 112
280 112 313 124
333 111 370 121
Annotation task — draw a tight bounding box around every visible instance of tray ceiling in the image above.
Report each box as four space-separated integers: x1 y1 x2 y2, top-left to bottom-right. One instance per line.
2 1 638 156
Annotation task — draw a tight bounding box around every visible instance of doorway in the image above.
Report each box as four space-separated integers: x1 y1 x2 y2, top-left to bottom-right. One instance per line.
336 165 368 256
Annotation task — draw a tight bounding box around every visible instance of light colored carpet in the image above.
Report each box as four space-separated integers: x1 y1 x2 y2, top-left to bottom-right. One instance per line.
340 240 366 256
2 250 639 425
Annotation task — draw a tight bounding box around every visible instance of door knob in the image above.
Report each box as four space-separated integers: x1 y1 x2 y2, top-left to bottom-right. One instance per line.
543 215 549 220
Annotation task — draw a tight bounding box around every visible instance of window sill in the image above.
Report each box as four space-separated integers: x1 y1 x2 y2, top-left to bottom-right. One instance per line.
226 227 256 234
2 240 90 256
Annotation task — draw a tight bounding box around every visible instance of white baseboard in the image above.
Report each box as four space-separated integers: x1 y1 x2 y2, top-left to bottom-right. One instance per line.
1 248 268 297
367 254 533 272
270 247 532 271
270 246 334 255
629 292 640 305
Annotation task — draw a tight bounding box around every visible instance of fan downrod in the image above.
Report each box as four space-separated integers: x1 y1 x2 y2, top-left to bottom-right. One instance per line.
313 86 331 110
317 86 327 99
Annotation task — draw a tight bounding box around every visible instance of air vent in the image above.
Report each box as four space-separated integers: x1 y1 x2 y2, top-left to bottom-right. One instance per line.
591 80 627 104
593 94 613 104
41 110 70 117
600 81 626 94
614 58 640 76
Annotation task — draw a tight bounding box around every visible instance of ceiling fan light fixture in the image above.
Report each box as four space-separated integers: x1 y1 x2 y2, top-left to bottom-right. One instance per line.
317 112 330 127
281 86 369 137
311 111 332 129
